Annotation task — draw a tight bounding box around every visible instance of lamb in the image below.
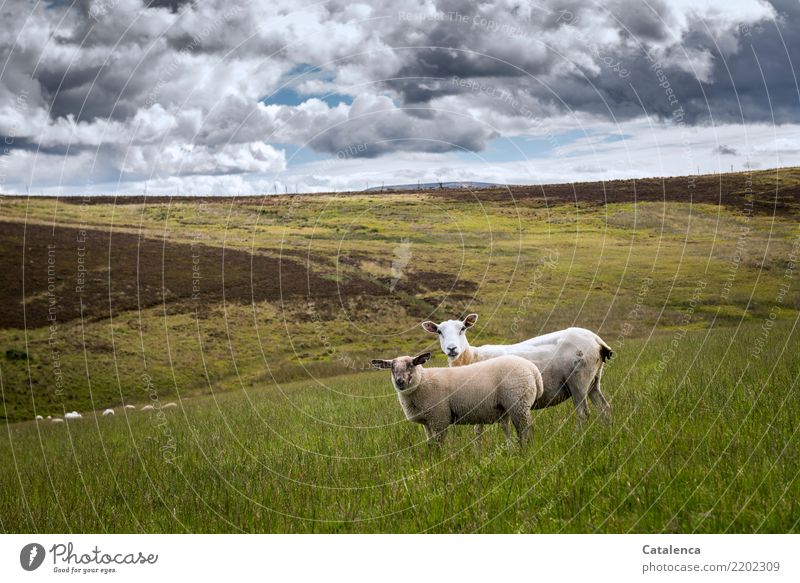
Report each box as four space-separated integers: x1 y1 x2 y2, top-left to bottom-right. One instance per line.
64 411 82 420
371 352 542 446
102 409 115 416
422 314 613 425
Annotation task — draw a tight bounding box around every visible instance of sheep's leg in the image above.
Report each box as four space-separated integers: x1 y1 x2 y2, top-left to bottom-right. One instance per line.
588 380 612 425
473 425 484 453
499 416 513 445
570 388 591 428
566 358 595 429
510 407 531 447
426 423 448 446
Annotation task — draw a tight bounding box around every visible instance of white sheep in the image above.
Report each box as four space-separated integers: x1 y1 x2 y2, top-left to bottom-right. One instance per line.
141 405 155 411
64 411 82 420
422 314 613 425
51 418 64 424
35 415 43 421
102 409 115 416
371 352 542 446
162 402 178 409
124 405 136 410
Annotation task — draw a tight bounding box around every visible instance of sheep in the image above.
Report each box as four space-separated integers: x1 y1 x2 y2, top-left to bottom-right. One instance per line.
371 352 542 446
102 409 115 416
35 415 43 421
141 405 155 411
124 405 136 410
64 411 82 420
51 418 64 424
162 402 178 409
422 314 613 425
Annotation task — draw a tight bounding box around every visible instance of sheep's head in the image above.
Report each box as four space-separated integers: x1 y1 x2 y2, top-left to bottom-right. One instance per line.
371 353 431 391
420 313 478 360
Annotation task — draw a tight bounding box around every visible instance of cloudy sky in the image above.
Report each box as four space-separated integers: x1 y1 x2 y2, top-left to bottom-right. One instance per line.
0 0 798 195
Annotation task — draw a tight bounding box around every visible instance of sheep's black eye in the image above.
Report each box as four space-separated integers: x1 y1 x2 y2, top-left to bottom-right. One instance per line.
437 330 442 335
460 327 466 333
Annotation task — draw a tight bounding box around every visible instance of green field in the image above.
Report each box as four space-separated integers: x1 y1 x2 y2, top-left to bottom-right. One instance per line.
1 168 798 532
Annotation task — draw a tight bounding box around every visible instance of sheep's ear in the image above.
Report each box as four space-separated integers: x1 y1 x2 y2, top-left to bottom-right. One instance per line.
412 352 431 366
463 313 478 327
421 321 439 334
371 359 392 369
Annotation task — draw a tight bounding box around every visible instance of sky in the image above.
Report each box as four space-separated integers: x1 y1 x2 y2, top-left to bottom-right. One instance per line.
0 0 798 195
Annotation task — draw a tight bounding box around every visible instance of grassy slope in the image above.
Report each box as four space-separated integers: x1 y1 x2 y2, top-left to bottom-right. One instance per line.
0 167 798 532
1 179 798 421
1 322 797 533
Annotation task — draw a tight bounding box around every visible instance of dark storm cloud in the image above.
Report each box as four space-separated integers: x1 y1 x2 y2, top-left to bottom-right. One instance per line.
383 0 798 126
146 0 193 12
715 145 738 156
607 0 800 125
309 115 492 157
0 136 91 156
701 0 800 124
608 0 671 42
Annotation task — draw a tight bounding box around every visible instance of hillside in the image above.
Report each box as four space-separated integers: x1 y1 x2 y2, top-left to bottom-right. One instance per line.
0 167 798 422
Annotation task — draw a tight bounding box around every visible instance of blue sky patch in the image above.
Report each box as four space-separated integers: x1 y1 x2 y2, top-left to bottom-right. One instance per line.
272 143 330 167
262 63 353 108
456 130 589 163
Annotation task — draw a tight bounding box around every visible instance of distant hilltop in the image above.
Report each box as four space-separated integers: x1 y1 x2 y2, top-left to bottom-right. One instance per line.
363 181 505 192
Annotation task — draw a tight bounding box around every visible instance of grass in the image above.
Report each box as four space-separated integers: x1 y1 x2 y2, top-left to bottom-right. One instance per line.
1 195 797 421
1 321 797 533
0 167 798 532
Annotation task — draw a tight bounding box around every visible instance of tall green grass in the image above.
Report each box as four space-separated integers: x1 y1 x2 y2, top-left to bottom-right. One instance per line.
2 198 798 422
2 321 797 533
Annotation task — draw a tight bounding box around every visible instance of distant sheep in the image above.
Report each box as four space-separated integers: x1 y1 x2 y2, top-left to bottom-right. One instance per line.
102 409 115 416
51 418 64 424
372 352 542 446
124 405 136 410
162 402 178 409
422 314 613 425
141 405 155 411
64 411 82 420
35 415 43 421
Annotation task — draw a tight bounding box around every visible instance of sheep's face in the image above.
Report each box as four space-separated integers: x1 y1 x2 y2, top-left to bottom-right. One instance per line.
371 353 431 391
421 314 478 360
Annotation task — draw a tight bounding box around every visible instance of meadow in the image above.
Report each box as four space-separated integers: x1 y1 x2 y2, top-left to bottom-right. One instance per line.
0 168 798 532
